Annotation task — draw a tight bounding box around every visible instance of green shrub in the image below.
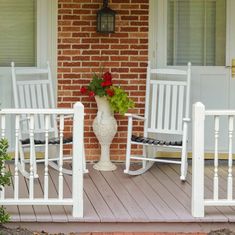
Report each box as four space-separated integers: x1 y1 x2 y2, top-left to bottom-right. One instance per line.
0 138 11 224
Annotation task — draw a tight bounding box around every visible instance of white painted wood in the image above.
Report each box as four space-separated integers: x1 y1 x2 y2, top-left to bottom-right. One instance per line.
125 62 191 180
14 115 20 200
0 115 6 199
192 102 205 217
124 115 133 174
29 114 35 200
171 85 178 131
59 115 64 200
151 83 157 129
177 86 184 131
72 102 84 218
157 84 164 130
164 84 171 130
227 116 233 200
213 116 219 201
0 103 84 218
1 115 6 138
44 115 49 200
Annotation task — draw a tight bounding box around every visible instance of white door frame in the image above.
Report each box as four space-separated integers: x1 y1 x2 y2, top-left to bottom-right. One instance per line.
149 0 233 68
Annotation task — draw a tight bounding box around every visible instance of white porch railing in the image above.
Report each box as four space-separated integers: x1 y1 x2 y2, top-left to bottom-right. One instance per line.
0 102 84 218
192 102 235 217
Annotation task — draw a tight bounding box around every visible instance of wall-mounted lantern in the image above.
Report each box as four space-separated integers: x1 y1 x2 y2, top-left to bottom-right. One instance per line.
97 0 116 33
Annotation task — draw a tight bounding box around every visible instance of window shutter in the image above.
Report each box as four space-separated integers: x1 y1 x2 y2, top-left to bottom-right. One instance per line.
0 0 36 67
167 0 226 66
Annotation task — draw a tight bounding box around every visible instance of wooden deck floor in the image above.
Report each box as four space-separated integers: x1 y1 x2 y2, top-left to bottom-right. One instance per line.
4 161 235 232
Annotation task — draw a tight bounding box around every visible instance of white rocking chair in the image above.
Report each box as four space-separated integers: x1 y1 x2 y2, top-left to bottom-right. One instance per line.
11 62 87 178
124 62 191 181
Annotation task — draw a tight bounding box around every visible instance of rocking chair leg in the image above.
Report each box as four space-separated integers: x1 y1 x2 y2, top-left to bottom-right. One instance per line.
142 145 147 169
83 146 88 173
124 149 131 174
180 149 188 181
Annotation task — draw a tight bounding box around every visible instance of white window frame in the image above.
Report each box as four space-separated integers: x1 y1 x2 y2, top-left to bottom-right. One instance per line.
37 0 58 78
0 0 57 70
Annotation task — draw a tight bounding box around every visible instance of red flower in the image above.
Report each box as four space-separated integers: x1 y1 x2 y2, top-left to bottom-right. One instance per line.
88 91 95 98
101 80 112 87
103 72 112 81
106 88 114 97
80 86 87 94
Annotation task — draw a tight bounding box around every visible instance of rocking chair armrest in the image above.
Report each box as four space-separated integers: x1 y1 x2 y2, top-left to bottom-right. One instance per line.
125 113 146 121
183 118 191 122
56 113 87 120
20 117 30 122
56 114 74 120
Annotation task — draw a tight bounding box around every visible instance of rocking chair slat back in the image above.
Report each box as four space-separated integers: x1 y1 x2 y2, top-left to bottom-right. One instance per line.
11 62 57 136
147 79 188 135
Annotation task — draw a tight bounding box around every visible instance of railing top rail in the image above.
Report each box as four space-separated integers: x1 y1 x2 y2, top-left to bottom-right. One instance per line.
0 108 75 115
205 110 235 116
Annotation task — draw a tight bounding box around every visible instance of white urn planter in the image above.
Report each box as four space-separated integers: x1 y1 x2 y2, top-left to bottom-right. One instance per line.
92 96 117 171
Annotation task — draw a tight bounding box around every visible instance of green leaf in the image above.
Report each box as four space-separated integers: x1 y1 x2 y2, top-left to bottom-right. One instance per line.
108 86 134 115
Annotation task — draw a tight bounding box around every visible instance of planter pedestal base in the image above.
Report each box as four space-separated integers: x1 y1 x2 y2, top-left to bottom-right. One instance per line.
93 161 117 171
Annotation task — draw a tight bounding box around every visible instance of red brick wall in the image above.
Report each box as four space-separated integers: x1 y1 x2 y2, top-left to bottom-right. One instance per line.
57 0 149 161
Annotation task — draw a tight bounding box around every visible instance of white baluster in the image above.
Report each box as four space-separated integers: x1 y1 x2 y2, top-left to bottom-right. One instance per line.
29 114 35 200
14 115 20 200
44 115 49 200
0 115 6 200
1 115 6 138
214 116 219 200
59 115 64 200
227 116 233 200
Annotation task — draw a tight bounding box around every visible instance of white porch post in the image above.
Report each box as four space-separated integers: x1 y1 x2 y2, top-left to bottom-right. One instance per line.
192 102 205 217
72 102 84 218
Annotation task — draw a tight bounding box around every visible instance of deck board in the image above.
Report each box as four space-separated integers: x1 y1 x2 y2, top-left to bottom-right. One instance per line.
5 165 20 221
130 168 179 221
114 165 166 221
101 169 149 222
142 170 193 221
64 172 100 222
37 165 68 222
8 164 36 222
3 162 235 223
84 171 116 222
88 165 132 222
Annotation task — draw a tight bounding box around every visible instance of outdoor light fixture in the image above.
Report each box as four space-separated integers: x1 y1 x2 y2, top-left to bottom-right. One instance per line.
97 0 116 33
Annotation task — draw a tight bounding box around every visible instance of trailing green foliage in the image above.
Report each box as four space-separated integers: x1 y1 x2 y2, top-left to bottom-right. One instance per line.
108 86 135 115
0 206 10 224
0 138 11 224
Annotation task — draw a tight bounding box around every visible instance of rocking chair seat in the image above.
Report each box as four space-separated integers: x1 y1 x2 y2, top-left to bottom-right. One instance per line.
20 136 73 146
131 135 182 146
